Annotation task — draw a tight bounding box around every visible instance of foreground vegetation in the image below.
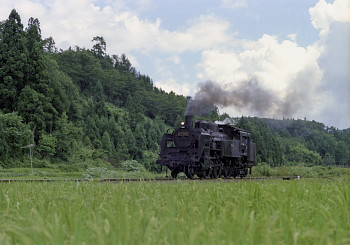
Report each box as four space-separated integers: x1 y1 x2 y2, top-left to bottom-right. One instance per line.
0 179 349 244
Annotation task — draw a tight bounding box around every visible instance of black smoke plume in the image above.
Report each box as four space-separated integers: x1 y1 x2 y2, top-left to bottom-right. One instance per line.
185 79 297 117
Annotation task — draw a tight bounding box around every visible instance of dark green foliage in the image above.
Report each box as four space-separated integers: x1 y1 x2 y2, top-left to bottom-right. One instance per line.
0 112 32 164
120 160 146 172
237 116 283 166
237 117 350 167
17 86 46 129
43 36 57 53
0 9 27 112
53 112 82 161
91 36 106 57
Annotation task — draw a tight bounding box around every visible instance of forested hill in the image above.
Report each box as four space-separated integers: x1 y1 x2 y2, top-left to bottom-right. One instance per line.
0 10 349 170
0 10 187 169
235 117 350 167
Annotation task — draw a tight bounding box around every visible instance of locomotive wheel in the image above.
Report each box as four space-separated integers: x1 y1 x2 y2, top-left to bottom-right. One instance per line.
210 166 222 178
222 166 231 178
197 173 205 178
239 168 248 178
217 167 222 178
185 166 195 179
232 169 238 178
206 169 211 177
198 170 209 178
171 170 178 178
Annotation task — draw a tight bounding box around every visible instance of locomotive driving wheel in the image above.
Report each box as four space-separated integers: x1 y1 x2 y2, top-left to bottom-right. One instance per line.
185 166 195 179
197 173 205 178
210 166 222 178
197 169 210 178
222 166 231 178
171 170 178 178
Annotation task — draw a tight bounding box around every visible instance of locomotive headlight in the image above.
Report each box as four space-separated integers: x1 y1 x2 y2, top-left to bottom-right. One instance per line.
181 122 185 126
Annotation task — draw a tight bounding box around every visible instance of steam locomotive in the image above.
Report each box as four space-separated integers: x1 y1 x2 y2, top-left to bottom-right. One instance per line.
157 115 256 178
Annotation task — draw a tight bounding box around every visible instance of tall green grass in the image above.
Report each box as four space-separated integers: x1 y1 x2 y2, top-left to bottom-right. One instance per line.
0 179 349 244
252 163 350 178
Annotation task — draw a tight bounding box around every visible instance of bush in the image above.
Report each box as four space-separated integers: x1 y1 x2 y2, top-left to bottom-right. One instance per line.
142 151 160 172
120 160 146 173
252 162 275 177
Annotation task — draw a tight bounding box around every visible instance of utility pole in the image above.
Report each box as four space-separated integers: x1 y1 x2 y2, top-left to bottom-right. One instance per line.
22 144 35 175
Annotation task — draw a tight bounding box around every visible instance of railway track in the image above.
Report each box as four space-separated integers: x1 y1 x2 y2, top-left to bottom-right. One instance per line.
0 176 303 183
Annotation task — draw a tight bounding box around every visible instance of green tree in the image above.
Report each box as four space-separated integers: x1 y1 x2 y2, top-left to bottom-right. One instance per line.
45 56 82 122
142 150 159 171
37 133 57 157
101 131 114 154
335 141 349 165
53 112 82 161
23 17 58 133
0 9 27 112
286 144 322 166
43 36 57 53
17 86 45 135
237 117 283 166
91 36 106 57
0 112 32 164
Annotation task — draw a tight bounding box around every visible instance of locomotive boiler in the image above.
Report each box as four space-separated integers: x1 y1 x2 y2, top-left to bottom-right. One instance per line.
157 115 256 178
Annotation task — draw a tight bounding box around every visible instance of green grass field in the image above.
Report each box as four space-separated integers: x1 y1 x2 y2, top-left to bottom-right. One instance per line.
0 178 349 244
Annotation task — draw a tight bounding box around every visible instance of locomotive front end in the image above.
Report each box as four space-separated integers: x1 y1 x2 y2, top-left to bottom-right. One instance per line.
156 115 200 178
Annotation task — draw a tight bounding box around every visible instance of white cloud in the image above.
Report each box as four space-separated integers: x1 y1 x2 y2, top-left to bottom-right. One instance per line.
1 1 233 56
308 0 350 128
309 0 350 36
154 15 233 53
197 50 243 83
154 79 194 96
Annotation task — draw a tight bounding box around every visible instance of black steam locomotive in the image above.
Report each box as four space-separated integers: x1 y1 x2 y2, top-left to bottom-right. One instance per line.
157 115 256 178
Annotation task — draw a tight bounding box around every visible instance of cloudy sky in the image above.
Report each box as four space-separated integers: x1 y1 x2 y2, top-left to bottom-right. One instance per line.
1 0 349 129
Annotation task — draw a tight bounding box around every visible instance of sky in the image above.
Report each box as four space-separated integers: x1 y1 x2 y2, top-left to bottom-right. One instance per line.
1 0 349 129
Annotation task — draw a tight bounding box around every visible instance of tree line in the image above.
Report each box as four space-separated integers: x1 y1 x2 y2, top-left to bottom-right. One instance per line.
236 117 350 167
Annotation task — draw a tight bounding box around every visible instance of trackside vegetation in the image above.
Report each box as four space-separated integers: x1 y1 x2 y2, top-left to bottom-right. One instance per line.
0 179 349 244
0 165 349 180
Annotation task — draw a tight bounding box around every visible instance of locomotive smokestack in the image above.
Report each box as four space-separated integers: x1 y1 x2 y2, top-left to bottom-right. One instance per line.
185 115 193 128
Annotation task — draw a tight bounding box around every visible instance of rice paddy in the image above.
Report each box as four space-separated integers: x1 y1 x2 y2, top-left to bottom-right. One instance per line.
0 178 349 244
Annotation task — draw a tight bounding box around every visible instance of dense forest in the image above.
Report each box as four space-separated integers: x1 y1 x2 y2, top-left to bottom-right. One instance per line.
0 10 349 171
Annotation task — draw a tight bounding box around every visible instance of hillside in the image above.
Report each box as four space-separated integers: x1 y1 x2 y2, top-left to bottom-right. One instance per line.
0 10 349 170
236 117 350 167
0 10 187 170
